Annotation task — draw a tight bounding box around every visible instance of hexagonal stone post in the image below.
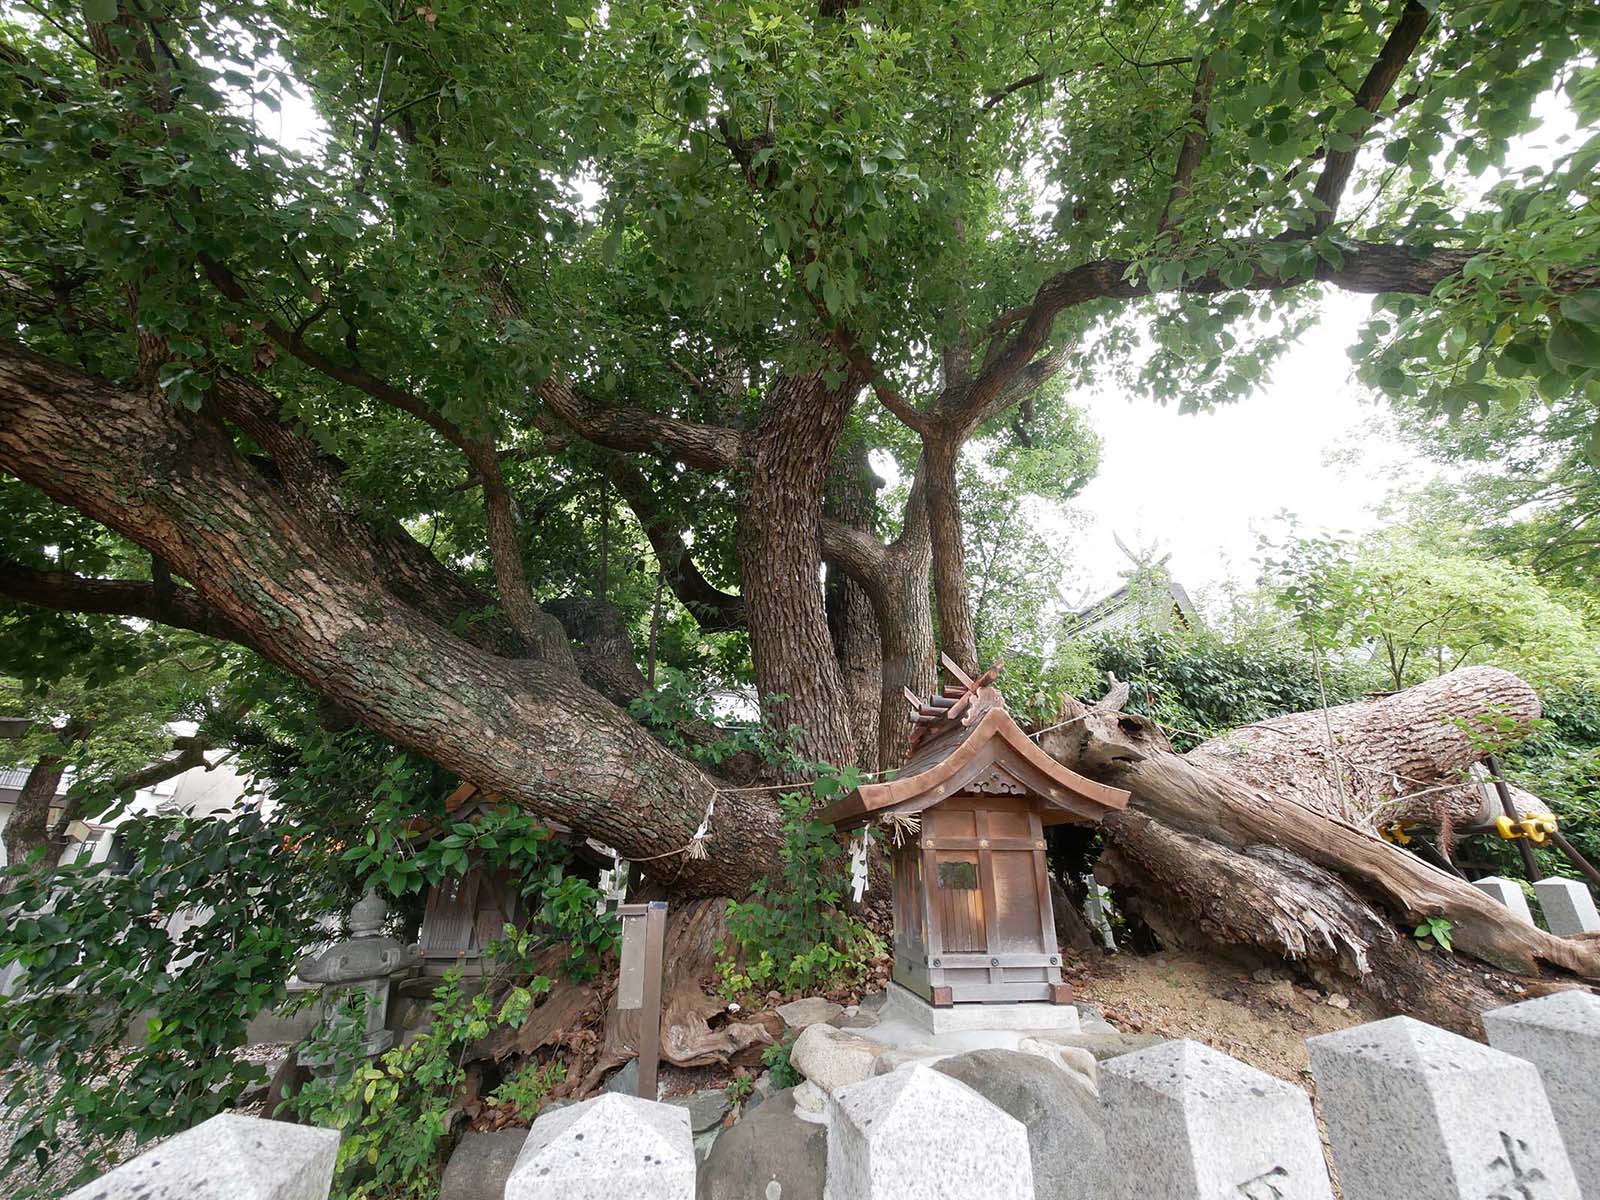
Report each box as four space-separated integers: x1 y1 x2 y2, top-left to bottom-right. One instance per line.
1532 878 1600 936
1308 1015 1580 1200
1483 990 1600 1199
62 1114 339 1200
1099 1038 1333 1200
826 1064 1034 1200
504 1092 694 1200
1470 876 1536 925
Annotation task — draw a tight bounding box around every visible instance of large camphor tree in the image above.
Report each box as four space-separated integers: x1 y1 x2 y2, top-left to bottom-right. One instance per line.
2 0 1599 1017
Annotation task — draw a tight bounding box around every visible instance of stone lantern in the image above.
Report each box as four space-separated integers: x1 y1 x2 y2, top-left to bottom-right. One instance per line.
294 891 419 1075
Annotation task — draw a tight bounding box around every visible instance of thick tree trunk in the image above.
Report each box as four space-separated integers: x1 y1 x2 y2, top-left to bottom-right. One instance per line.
1040 671 1600 1031
921 436 978 675
1189 667 1541 829
2 753 70 875
0 341 779 896
736 369 861 769
825 444 885 773
848 465 937 770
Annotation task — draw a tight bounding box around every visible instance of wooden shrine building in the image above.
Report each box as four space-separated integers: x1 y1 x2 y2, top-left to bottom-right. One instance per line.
820 657 1130 1007
407 783 608 978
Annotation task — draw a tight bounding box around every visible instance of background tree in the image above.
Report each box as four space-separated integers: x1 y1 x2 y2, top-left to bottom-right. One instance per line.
1262 526 1600 691
0 494 233 870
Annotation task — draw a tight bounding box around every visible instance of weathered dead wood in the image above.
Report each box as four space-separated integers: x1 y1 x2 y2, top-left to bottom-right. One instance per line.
581 898 781 1091
1096 813 1530 1032
1187 667 1541 828
1039 669 1600 1030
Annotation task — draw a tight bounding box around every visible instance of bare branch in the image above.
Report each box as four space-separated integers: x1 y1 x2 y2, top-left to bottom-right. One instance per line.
981 70 1047 111
1312 1 1432 229
50 734 216 842
201 254 481 461
820 516 895 600
0 562 250 645
537 377 741 472
826 324 931 434
603 455 747 633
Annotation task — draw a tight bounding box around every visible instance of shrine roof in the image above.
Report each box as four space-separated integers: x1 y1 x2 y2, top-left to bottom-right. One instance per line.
817 656 1130 830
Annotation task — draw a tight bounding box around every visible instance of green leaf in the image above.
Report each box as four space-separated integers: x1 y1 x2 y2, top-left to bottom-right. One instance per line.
1547 319 1600 369
84 0 118 23
1558 289 1600 328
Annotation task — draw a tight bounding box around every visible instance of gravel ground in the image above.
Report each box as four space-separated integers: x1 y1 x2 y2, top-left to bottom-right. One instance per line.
1 1044 292 1198
0 1073 137 1200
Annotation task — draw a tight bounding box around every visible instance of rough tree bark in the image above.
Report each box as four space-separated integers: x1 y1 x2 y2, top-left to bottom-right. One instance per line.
921 434 979 676
821 464 937 769
2 744 75 874
735 368 862 769
1041 668 1600 1033
1187 668 1540 829
825 443 886 772
0 341 780 896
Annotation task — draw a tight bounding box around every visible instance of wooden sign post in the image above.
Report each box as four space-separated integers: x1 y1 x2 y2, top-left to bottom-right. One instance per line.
616 900 667 1100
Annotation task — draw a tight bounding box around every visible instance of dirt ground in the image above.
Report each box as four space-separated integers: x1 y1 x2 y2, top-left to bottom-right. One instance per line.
1073 948 1375 1086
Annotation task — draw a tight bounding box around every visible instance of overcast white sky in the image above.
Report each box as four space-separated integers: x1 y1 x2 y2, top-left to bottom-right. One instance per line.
1050 90 1580 610
1057 292 1428 608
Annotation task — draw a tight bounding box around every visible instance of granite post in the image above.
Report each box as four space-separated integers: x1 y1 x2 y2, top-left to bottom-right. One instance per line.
826 1064 1033 1200
1308 1015 1579 1200
1532 878 1600 936
504 1092 694 1200
1470 876 1536 926
1100 1038 1333 1200
1483 990 1600 1200
62 1114 339 1200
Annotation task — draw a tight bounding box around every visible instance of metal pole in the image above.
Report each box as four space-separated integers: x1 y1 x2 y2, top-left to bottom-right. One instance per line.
1548 830 1600 893
1484 755 1542 883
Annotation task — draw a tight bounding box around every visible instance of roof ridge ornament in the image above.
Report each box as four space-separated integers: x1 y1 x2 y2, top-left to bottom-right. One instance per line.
906 653 1007 753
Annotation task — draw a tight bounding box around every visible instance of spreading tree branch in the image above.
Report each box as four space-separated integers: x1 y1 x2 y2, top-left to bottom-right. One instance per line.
536 377 741 472
601 455 747 633
826 324 932 433
1312 1 1433 229
0 562 251 645
201 255 481 461
47 734 218 848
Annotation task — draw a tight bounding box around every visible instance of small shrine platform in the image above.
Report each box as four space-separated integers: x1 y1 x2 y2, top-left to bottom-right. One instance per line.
881 980 1083 1037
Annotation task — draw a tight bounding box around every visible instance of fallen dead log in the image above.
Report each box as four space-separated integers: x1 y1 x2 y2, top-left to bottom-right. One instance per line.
1040 667 1600 1032
1186 666 1541 829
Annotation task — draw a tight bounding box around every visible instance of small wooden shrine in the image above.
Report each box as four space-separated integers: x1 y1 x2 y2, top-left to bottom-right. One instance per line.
406 783 608 978
820 657 1130 1007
